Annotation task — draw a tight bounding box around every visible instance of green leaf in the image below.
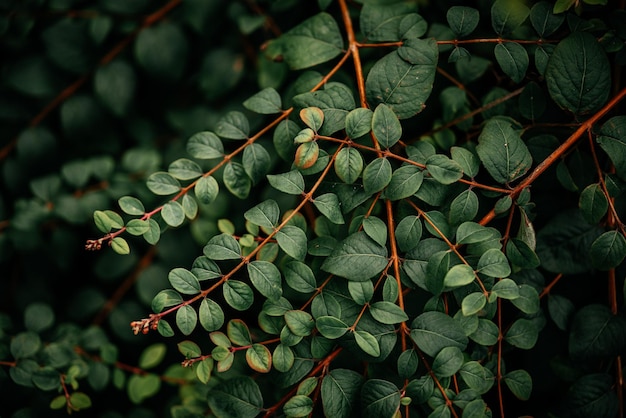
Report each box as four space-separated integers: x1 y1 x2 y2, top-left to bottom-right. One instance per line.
196 358 214 384
284 261 317 293
94 60 135 114
246 344 272 373
228 319 252 346
273 344 295 372
426 154 463 185
348 280 374 305
491 0 530 35
276 225 308 261
546 32 611 115
363 158 392 194
491 278 520 300
372 103 402 148
204 233 241 260
152 289 183 313
447 6 480 37
322 232 388 281
530 1 565 37
127 373 161 404
456 222 494 245
139 343 167 369
143 219 161 245
24 303 54 333
470 319 500 346
283 395 313 417
223 280 254 311
410 311 468 357
432 346 464 378
590 231 626 270
569 304 626 361
335 147 363 184
169 268 201 295
216 111 249 140
244 199 279 230
345 108 373 139
360 2 416 42
477 248 511 278
321 369 363 418
363 216 387 247
504 318 538 349
285 310 315 337
176 305 198 336
118 196 145 215
268 12 343 70
199 298 224 332
548 294 574 331
125 219 150 236
111 237 130 255
397 349 419 379
300 107 325 132
313 193 345 224
267 170 305 195
292 83 355 136
597 116 626 180
187 131 224 159
195 176 219 204
369 301 409 324
561 373 618 418
10 332 41 359
494 42 528 84
385 165 424 200
134 22 187 81
504 369 532 401
247 261 282 301
462 292 487 316
168 158 203 181
366 38 438 119
224 162 252 199
506 238 540 269
183 194 199 219
243 87 282 114
353 329 380 357
476 118 532 184
295 142 319 170
242 143 271 184
207 377 263 418
395 215 422 253
94 210 124 233
316 316 349 339
161 201 185 227
579 183 609 224
361 379 400 417
450 190 479 225
443 264 475 288
147 171 181 196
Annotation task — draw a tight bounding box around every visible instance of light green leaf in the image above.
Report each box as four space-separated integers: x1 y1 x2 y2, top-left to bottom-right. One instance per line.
372 103 402 148
146 172 181 196
227 319 252 346
118 196 145 216
216 111 249 139
204 233 241 260
426 154 463 185
477 248 511 277
546 32 610 115
273 344 295 372
169 268 201 295
94 210 124 233
243 87 282 114
244 199 279 230
151 289 182 313
139 343 167 369
168 158 203 181
199 298 224 332
143 218 160 245
354 330 380 357
491 278 520 300
195 176 219 204
285 310 315 337
313 193 345 224
247 260 282 301
316 316 349 339
223 162 252 199
111 237 130 255
462 292 487 316
283 395 313 417
335 147 363 184
207 377 263 418
127 374 160 404
267 170 305 195
300 107 324 132
443 264 475 288
321 232 389 281
363 157 392 194
476 118 532 184
292 83 355 136
161 201 185 227
348 280 374 305
176 305 197 336
369 301 409 324
223 280 254 311
187 131 224 159
184 195 200 219
366 38 438 119
246 344 272 373
242 143 271 184
295 141 319 170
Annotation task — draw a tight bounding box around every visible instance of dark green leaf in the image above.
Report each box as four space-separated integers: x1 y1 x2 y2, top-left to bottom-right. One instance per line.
199 298 224 332
321 369 363 418
195 176 219 205
243 88 282 114
597 116 626 180
168 268 201 295
207 377 263 418
395 215 422 253
432 346 464 378
547 294 574 331
283 395 313 417
10 332 41 359
385 165 424 200
491 278 520 300
546 32 610 115
579 183 609 224
292 83 355 136
313 193 345 224
450 190 479 225
273 344 295 372
369 301 408 324
345 108 373 139
216 111 249 140
426 154 463 185
244 200 279 230
561 373 618 418
267 170 305 195
460 362 494 394
242 143 271 184
176 305 197 336
476 118 532 184
247 261 282 301
470 319 499 346
477 248 511 277
590 231 626 270
447 6 480 37
224 162 252 199
360 2 416 42
504 318 538 349
223 280 254 311
285 310 315 337
335 148 363 184
491 0 530 35
397 349 419 379
187 131 224 160
361 379 400 418
530 1 565 37
134 22 187 81
147 172 181 196
569 304 626 361
462 292 487 316
443 264 475 288
362 216 387 247
410 311 468 357
321 232 388 281
519 81 546 121
316 316 349 339
506 238 540 269
363 158 392 194
372 103 402 149
276 225 308 261
283 261 317 293
366 38 438 119
494 42 528 84
504 369 532 401
456 222 494 245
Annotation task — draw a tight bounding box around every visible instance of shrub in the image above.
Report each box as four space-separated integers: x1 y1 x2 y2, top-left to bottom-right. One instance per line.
1 0 626 417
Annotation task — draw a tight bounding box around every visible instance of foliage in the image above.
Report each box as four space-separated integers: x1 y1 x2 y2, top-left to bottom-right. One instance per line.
1 0 626 417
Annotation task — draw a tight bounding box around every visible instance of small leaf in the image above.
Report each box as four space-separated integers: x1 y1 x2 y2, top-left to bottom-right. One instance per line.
579 183 609 224
216 111 249 139
385 165 424 201
354 330 380 357
494 42 528 84
111 237 130 255
530 1 565 37
569 304 626 361
267 170 305 195
161 201 185 227
443 264 475 288
361 379 400 417
204 234 241 260
169 268 201 295
146 172 181 196
247 260 282 301
316 316 349 339
273 344 295 372
126 219 150 236
363 216 387 247
223 280 254 311
505 318 538 349
345 108 373 139
207 377 263 418
491 0 530 35
369 301 409 324
477 248 511 278
139 344 167 369
118 196 145 215
590 231 626 270
195 176 219 204
242 143 271 184
321 370 363 418
199 298 224 332
456 222 494 245
283 395 313 417
363 157 392 194
243 87 282 114
284 261 317 293
504 369 532 400
294 128 315 144
244 199 280 230
183 193 199 218
187 131 224 159
313 193 345 224
168 158 203 181
300 107 324 132
451 146 479 178
432 346 464 378
410 311 468 357
426 154 463 185
335 147 363 184
276 225 308 261
176 305 198 336
447 6 480 37
506 238 540 269
449 189 479 224
321 232 388 281
295 142 319 170
491 278 520 300
462 292 487 316
246 344 272 373
372 103 402 148
224 162 252 199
